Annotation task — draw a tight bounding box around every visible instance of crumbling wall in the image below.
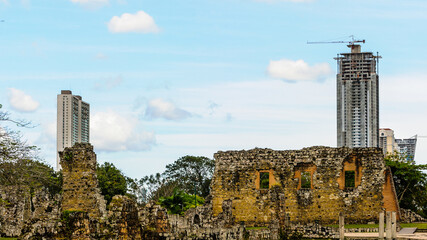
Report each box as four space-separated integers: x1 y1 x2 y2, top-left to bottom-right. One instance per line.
0 186 61 238
107 195 143 239
1 144 402 240
59 143 106 219
211 146 395 226
400 208 426 223
0 186 32 236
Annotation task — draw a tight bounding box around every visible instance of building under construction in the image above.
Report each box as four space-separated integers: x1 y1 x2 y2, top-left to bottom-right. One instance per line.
336 44 380 148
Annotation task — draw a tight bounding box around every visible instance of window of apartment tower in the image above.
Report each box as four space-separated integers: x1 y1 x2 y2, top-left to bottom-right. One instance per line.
345 171 355 188
300 171 311 189
259 172 270 189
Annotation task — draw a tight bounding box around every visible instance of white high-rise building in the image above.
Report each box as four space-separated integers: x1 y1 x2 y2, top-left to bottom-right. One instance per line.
56 90 90 170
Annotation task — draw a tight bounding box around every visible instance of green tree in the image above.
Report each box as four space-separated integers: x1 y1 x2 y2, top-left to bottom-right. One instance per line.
158 189 204 215
0 123 62 195
385 152 427 217
136 173 178 204
163 155 215 198
96 162 130 204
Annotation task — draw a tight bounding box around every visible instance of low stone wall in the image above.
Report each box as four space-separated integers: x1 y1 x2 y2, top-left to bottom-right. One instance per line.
400 208 426 223
345 228 379 233
291 223 339 239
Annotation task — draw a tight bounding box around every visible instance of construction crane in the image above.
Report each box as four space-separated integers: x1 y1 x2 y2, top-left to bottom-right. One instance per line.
307 35 365 46
414 135 427 138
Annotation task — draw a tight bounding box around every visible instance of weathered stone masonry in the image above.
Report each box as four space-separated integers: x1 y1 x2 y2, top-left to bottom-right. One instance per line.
211 146 400 226
59 143 106 219
0 144 402 239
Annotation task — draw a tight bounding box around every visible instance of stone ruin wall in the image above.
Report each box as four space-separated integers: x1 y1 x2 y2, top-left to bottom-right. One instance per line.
0 186 61 238
211 146 399 226
0 144 402 239
59 143 106 219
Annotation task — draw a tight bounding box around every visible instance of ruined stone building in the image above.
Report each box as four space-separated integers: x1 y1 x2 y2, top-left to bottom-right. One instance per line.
211 146 399 226
336 45 380 148
0 144 403 239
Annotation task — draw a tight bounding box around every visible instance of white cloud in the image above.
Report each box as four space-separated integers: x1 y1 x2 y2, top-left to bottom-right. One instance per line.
267 59 332 82
70 0 109 8
108 11 159 33
145 98 192 120
36 122 56 145
91 110 156 152
1 0 9 5
8 88 40 112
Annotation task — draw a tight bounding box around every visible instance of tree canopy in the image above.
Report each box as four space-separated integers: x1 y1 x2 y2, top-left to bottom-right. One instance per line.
158 189 204 215
96 162 133 204
133 155 215 205
385 152 427 217
0 109 62 195
163 155 215 198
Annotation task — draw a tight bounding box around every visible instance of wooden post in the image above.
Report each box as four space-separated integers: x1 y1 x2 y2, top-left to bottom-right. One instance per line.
391 211 397 239
339 212 345 240
379 211 384 240
386 211 391 240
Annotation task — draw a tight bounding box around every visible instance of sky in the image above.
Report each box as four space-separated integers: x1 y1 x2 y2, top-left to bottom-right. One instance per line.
1 0 427 179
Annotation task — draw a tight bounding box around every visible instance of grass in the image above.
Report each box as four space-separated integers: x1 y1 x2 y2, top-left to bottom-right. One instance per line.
327 224 379 228
245 226 269 230
0 238 18 240
400 223 427 229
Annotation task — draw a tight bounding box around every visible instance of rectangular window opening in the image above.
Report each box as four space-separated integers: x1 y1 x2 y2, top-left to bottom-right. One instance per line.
301 171 311 189
345 171 355 188
259 172 270 189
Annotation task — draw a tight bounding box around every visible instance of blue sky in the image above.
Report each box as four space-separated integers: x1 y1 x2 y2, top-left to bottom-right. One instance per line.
1 0 427 178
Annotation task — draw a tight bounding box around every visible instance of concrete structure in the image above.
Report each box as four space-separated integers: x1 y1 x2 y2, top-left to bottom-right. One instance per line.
56 90 90 170
336 45 380 148
379 128 398 155
395 135 417 161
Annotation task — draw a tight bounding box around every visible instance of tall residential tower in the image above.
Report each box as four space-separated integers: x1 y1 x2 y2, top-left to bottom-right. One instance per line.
57 90 90 169
336 45 380 148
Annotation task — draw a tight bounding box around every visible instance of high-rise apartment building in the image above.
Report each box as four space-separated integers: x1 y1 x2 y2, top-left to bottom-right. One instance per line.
57 90 90 169
336 45 380 148
379 128 398 155
396 136 417 161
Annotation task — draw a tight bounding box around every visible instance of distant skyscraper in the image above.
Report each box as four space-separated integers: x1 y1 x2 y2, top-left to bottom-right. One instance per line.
57 90 90 169
336 45 380 148
396 136 417 161
379 128 398 155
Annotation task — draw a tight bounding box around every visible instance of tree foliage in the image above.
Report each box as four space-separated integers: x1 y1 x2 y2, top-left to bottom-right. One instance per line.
158 189 204 215
96 162 132 204
133 155 215 205
385 152 427 217
135 173 178 204
163 155 215 198
0 125 62 195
